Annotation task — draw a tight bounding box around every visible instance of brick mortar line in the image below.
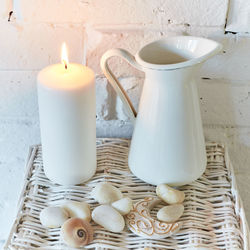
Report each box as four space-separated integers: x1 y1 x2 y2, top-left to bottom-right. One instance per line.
90 23 225 31
0 21 225 30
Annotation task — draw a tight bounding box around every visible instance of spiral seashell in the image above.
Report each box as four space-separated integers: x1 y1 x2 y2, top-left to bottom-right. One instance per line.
61 218 94 247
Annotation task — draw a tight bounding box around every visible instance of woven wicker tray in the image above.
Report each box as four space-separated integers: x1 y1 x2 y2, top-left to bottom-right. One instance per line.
4 138 250 249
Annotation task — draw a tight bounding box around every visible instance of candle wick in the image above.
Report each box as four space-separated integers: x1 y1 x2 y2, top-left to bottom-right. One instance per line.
62 60 68 70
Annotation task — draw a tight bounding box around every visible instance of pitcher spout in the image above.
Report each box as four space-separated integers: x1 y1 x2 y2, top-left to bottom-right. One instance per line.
135 36 222 70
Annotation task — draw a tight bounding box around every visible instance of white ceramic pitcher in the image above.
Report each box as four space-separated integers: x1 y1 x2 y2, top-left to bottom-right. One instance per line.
101 36 222 186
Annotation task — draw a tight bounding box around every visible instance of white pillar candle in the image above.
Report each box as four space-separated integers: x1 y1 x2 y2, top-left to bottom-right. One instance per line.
37 43 96 185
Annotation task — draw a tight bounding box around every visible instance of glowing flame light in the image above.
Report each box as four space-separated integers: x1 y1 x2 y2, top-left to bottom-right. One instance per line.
61 42 69 69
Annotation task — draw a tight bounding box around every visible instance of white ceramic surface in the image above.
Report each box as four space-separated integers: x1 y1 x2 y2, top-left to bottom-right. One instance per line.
101 36 222 185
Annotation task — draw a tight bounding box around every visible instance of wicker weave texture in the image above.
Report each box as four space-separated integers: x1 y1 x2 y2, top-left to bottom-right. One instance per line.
5 139 249 249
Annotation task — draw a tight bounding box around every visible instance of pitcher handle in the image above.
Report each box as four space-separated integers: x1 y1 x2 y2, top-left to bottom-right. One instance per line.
100 48 142 122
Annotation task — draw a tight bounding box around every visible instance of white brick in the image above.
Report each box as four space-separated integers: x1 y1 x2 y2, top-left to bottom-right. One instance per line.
82 0 158 26
19 0 228 27
83 0 158 26
0 71 38 118
199 79 250 126
185 26 224 37
0 23 83 70
200 34 250 81
225 0 250 33
159 0 228 26
18 0 158 23
17 0 81 23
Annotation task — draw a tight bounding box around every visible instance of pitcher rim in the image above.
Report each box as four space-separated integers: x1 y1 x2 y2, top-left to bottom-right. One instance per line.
135 36 223 70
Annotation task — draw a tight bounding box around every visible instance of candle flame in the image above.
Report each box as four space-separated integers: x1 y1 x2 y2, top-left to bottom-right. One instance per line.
61 42 69 69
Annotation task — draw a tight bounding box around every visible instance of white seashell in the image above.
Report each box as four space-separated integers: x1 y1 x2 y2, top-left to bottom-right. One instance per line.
92 205 125 232
91 182 123 204
156 184 185 204
40 206 69 228
157 204 184 223
63 201 91 222
111 197 133 215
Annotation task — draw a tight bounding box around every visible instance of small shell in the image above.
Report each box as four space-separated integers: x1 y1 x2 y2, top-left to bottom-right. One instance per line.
156 184 185 204
40 206 69 228
63 201 91 222
157 204 184 223
92 205 125 232
61 218 93 248
111 197 133 215
91 182 123 204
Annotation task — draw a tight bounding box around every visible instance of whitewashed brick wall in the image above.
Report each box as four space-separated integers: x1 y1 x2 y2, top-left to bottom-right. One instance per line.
2 0 250 245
